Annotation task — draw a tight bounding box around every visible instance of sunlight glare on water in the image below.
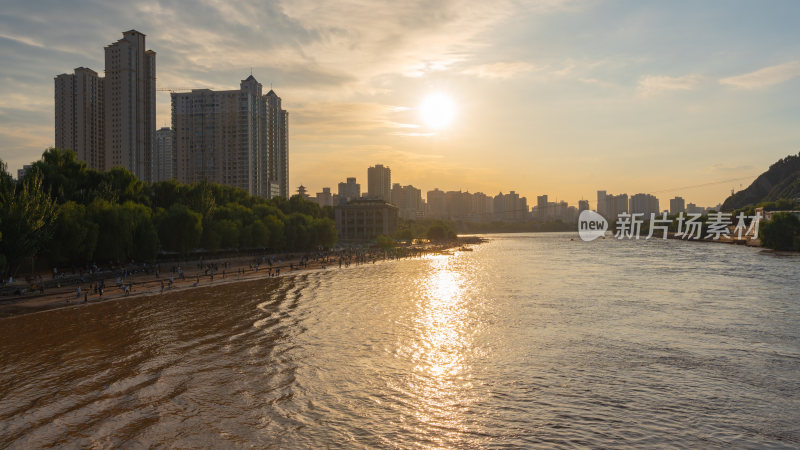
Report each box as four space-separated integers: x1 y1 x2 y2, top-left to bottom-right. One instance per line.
1 233 799 448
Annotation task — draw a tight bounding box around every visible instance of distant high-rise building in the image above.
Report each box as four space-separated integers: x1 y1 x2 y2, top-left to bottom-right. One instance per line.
629 193 660 216
171 76 288 198
16 164 32 181
600 193 629 219
367 164 391 201
337 177 361 204
154 127 173 182
537 195 549 209
54 30 156 181
172 77 266 195
493 191 528 222
391 183 424 220
686 203 705 214
426 188 446 219
471 192 494 222
597 190 607 217
315 187 334 207
104 30 156 181
669 196 686 216
578 200 590 212
54 67 105 170
265 90 289 198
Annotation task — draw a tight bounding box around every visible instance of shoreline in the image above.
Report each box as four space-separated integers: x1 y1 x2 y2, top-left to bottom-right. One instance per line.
0 239 483 320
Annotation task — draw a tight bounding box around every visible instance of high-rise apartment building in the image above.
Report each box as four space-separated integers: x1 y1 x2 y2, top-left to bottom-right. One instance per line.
266 90 289 198
104 30 156 181
597 190 607 217
55 30 155 181
171 76 289 197
337 177 361 204
154 127 174 182
367 164 391 201
669 196 686 216
629 193 660 216
426 188 446 219
315 187 334 207
493 191 529 222
597 191 629 219
391 183 424 220
54 67 105 170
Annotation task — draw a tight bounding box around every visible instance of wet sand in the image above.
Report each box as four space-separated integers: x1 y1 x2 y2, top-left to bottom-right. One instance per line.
0 241 480 319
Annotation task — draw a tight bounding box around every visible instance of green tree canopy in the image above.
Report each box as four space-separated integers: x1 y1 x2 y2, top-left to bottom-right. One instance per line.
760 212 800 251
157 203 203 255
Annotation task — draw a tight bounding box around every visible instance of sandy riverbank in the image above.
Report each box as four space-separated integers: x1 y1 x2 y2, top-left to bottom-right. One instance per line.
0 239 482 319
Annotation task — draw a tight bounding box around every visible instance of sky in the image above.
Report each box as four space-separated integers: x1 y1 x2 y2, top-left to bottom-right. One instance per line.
0 0 798 208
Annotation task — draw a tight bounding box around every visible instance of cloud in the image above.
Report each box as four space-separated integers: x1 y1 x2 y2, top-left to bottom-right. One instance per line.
719 61 800 89
462 61 537 79
291 101 418 137
637 74 703 97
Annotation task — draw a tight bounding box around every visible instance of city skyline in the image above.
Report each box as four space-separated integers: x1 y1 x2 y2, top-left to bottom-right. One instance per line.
1 1 799 206
314 163 715 224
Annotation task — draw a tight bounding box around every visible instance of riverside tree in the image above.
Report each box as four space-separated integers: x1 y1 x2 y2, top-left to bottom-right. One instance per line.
0 161 58 276
0 149 337 274
760 212 800 251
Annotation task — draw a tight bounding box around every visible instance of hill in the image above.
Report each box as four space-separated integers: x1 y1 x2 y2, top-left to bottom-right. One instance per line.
721 152 800 211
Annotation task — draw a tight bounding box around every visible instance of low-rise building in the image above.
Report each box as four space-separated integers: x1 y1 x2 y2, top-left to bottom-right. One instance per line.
334 199 398 242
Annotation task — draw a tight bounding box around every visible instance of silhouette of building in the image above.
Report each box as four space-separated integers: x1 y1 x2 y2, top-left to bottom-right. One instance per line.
597 191 628 219
578 200 590 212
367 164 391 201
629 193 660 216
426 188 446 219
337 177 361 204
391 183 424 220
686 203 705 214
493 191 529 222
154 127 173 181
297 185 310 199
16 164 32 181
596 190 607 217
315 187 334 207
669 196 686 215
265 89 289 198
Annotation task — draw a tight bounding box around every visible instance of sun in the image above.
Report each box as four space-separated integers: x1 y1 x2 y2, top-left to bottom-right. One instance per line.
419 93 456 130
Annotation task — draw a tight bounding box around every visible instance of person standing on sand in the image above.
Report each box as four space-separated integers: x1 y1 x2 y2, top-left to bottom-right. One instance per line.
84 292 88 303
160 281 165 294
76 286 81 299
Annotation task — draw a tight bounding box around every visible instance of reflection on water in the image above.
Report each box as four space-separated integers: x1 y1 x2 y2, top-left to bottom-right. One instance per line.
406 254 474 446
1 233 799 447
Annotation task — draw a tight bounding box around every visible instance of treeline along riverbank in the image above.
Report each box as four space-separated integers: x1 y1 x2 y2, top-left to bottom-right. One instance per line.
0 148 337 278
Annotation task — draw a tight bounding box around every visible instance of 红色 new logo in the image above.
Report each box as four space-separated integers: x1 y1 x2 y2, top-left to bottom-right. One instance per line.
578 210 608 241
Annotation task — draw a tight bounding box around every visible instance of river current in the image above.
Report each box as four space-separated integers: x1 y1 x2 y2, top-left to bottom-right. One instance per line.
1 233 799 447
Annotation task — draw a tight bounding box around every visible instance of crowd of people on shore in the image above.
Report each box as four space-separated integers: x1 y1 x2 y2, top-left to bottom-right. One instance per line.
1 242 463 312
